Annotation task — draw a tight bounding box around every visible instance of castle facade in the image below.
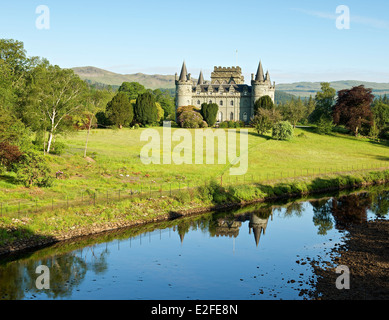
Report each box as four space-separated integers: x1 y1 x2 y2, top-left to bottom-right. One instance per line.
175 61 276 123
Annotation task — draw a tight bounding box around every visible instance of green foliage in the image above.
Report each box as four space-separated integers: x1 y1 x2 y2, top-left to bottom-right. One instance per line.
372 101 389 137
272 121 294 140
134 92 159 125
200 103 219 127
105 92 134 128
254 96 274 115
316 115 334 135
309 82 336 124
251 108 282 135
174 191 191 204
118 82 146 100
12 150 53 187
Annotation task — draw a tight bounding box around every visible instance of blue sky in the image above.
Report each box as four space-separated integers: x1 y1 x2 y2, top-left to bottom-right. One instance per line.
1 0 388 83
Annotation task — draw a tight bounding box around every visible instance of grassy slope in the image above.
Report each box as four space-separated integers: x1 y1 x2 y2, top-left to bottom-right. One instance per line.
0 127 388 206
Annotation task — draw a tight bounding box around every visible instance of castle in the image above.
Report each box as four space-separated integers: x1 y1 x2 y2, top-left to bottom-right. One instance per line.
175 61 276 123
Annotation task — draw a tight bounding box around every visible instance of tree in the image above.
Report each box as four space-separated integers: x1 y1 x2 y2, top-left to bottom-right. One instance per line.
254 95 274 115
333 85 374 136
200 103 219 127
134 92 159 125
118 82 146 100
309 82 336 124
23 63 88 153
251 108 282 135
105 92 134 129
272 121 294 140
281 98 306 128
371 101 389 137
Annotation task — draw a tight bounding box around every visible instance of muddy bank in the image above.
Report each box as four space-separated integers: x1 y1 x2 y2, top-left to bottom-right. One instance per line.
307 219 389 300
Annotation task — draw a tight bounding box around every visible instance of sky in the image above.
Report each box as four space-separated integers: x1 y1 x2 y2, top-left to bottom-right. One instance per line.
0 0 388 84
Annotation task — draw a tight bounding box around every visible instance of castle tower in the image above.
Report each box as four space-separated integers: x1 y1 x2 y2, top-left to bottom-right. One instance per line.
175 61 193 109
251 61 276 107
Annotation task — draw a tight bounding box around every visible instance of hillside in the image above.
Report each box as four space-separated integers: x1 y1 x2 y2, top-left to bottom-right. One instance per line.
277 80 389 98
72 66 389 97
72 66 176 89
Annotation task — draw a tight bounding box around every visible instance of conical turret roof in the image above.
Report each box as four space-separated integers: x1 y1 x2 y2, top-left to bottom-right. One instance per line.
255 61 264 81
197 70 204 85
179 61 188 81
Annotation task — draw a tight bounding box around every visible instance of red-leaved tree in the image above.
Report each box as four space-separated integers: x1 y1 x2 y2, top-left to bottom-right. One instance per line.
333 85 374 136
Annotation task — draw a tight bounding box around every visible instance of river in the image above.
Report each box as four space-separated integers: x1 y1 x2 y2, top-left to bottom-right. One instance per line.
0 186 388 300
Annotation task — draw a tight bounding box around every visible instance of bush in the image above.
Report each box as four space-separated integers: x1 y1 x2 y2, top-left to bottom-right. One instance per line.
316 115 334 135
177 110 205 128
174 191 191 204
50 141 67 155
272 121 294 140
13 150 53 187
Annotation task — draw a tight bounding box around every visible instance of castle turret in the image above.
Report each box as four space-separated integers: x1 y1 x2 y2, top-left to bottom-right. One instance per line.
251 60 276 107
175 61 193 109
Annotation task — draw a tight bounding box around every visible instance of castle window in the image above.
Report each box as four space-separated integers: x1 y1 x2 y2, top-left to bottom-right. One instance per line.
230 101 234 106
209 100 212 104
220 100 223 106
197 100 201 105
230 112 234 121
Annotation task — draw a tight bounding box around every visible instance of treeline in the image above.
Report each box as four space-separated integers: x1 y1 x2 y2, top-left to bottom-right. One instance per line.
96 82 176 129
253 83 389 140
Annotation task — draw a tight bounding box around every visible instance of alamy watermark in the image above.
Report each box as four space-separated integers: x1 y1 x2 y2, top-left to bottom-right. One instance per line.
335 265 350 290
35 265 50 290
35 5 50 30
336 5 350 30
140 122 249 176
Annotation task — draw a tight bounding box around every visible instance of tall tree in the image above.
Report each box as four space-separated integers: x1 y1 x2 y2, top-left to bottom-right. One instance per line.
333 85 375 136
254 95 274 115
282 98 306 128
309 82 336 124
24 63 88 153
371 101 389 137
134 92 158 125
105 92 134 129
118 82 146 100
200 103 219 127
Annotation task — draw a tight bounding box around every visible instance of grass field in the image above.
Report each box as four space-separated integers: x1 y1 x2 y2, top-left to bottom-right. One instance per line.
0 126 388 207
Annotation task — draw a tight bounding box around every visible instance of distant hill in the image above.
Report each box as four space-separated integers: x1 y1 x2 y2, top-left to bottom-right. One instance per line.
276 81 389 98
72 66 389 98
72 66 176 90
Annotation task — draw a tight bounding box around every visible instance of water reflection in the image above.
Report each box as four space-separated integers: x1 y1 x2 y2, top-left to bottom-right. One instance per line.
0 187 388 300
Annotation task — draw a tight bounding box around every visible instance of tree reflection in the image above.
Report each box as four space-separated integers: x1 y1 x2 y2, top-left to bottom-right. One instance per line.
331 193 370 230
310 199 334 235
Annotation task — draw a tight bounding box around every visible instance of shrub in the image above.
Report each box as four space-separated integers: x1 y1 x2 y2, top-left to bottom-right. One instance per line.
272 121 294 140
316 115 334 135
12 150 53 187
174 191 191 204
50 141 67 155
177 111 204 128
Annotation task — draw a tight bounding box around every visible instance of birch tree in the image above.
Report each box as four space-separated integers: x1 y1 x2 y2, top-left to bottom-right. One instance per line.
28 64 87 153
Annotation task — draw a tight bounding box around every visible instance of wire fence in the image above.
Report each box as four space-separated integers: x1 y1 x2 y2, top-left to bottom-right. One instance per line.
1 161 389 219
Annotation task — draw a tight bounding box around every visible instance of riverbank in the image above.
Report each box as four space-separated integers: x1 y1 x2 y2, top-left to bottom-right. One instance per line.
0 169 389 257
307 219 389 300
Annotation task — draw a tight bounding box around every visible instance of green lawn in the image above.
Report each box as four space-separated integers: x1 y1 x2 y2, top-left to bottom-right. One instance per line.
0 127 388 206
